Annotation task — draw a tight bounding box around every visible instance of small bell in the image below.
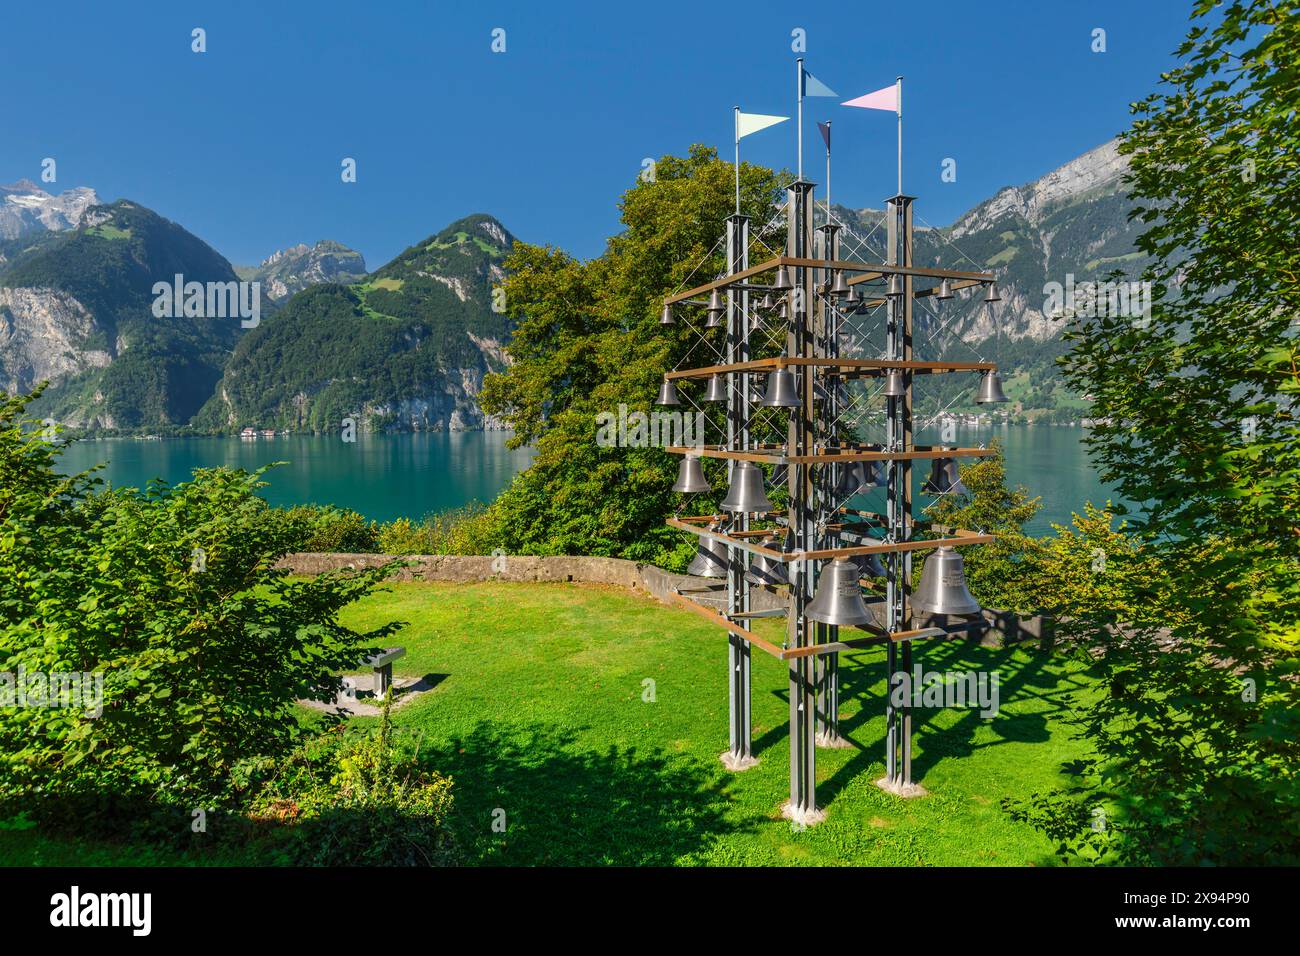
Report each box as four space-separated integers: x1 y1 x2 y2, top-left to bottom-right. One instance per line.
888 274 903 297
705 307 724 329
881 369 906 397
853 552 888 578
829 271 850 297
708 288 725 317
922 454 970 497
760 292 774 310
671 455 710 494
975 370 1008 404
805 559 875 626
660 303 674 325
833 460 869 499
656 379 681 406
745 540 790 587
761 369 801 408
686 534 729 578
912 546 981 616
983 280 1001 303
772 265 793 291
703 373 727 403
845 285 862 308
720 461 773 514
935 278 953 300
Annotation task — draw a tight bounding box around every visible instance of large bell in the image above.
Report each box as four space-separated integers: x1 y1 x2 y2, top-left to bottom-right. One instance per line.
912 546 981 616
656 379 681 406
881 369 906 397
720 461 773 513
686 533 729 578
660 303 674 325
983 280 1001 303
976 370 1008 404
772 265 793 291
703 373 726 402
761 369 801 407
829 271 850 297
935 278 953 300
745 540 789 587
805 559 875 626
671 455 710 493
922 454 970 497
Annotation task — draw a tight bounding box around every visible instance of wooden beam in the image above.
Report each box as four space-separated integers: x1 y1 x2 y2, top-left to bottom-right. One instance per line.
666 590 788 660
663 258 782 306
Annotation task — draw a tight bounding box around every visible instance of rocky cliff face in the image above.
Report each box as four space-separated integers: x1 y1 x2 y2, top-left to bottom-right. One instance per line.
0 287 111 395
237 240 367 301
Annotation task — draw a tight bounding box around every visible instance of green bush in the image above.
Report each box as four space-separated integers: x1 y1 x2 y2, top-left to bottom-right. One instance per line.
246 701 455 866
278 504 379 553
374 501 497 555
0 389 403 816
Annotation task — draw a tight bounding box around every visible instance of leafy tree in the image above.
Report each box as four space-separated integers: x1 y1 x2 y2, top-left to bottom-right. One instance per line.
479 146 784 565
0 389 402 815
1026 0 1300 863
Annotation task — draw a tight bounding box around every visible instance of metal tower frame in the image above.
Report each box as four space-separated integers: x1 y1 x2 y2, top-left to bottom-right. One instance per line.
661 180 1000 823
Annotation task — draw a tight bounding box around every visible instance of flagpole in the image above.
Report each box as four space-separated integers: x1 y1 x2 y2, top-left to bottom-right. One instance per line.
896 76 903 195
734 106 741 216
825 122 832 223
796 57 804 181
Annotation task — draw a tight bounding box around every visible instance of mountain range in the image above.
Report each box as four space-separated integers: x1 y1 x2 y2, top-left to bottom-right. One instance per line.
0 141 1142 433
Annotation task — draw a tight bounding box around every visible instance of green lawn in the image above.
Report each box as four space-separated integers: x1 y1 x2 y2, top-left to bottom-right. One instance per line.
1 581 1098 866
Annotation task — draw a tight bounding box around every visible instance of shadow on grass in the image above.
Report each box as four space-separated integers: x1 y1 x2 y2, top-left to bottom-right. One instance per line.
428 721 745 866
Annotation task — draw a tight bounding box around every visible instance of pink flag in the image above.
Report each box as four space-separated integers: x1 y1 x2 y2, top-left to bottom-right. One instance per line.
842 84 899 113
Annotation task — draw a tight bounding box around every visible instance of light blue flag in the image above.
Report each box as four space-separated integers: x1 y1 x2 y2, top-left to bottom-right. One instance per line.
802 69 838 98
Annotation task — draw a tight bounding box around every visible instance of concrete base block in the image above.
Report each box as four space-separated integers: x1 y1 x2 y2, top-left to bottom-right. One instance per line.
815 731 854 749
780 800 827 827
719 751 760 772
875 775 929 799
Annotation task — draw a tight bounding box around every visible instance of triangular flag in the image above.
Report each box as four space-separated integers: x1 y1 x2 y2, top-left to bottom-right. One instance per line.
802 69 838 98
736 111 789 140
817 122 831 151
842 84 899 113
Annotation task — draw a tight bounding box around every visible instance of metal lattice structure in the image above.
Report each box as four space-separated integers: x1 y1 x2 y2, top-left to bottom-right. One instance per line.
659 178 1004 824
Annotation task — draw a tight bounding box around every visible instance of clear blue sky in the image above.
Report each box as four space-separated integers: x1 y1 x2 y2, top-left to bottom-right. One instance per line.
2 0 1194 269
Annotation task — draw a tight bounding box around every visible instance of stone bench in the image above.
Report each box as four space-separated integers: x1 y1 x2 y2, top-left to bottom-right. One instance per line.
341 647 406 700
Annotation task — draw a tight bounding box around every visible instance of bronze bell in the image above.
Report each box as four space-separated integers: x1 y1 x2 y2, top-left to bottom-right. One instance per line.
805 559 875 626
772 265 793 291
912 546 981 616
935 278 953 300
703 373 726 403
686 533 729 578
761 369 801 407
829 271 850 297
881 369 906 397
983 280 1001 303
671 455 710 494
660 303 674 325
745 539 789 587
720 461 773 514
656 379 681 406
922 454 970 497
976 370 1008 404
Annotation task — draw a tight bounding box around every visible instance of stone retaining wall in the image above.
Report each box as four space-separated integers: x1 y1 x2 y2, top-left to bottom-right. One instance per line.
277 553 1050 646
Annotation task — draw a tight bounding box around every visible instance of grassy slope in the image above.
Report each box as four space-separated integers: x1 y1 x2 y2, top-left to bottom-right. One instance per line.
0 581 1097 866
